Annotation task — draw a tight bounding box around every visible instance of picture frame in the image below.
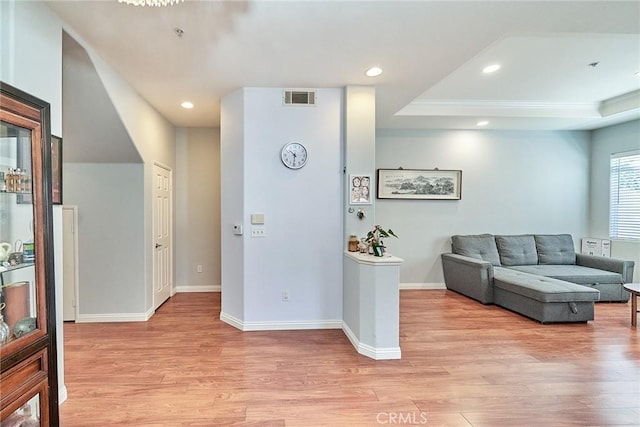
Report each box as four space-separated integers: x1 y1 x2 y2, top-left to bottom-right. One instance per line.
51 135 62 205
17 135 62 205
377 169 462 200
349 174 372 205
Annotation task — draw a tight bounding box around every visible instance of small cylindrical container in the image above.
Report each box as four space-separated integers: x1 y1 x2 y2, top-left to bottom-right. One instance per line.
348 235 358 252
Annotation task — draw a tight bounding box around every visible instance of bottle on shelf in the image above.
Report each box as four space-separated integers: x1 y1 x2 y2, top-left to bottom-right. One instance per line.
17 168 24 193
7 168 19 193
0 315 10 344
0 172 5 192
5 168 14 192
24 171 31 194
21 169 28 193
0 305 10 344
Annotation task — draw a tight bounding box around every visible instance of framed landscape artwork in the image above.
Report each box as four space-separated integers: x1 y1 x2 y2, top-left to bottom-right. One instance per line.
377 169 462 200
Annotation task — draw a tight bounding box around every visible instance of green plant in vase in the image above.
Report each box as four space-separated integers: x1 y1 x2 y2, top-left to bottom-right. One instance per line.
365 225 398 256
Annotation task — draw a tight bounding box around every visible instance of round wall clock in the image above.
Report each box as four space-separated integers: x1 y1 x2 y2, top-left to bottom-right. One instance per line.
280 142 308 169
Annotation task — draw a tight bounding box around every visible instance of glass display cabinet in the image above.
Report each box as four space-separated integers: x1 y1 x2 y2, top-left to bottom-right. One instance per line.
0 82 58 426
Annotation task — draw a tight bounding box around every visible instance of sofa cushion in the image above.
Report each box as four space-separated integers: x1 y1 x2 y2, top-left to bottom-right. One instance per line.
451 234 501 266
534 234 576 265
494 269 600 303
507 265 622 285
495 235 538 266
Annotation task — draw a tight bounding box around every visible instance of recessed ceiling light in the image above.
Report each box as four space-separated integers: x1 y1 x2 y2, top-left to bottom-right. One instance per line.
181 101 194 109
476 120 489 127
482 64 501 74
366 67 383 77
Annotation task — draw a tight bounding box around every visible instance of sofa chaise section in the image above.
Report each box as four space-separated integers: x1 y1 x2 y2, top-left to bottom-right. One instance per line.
493 268 600 323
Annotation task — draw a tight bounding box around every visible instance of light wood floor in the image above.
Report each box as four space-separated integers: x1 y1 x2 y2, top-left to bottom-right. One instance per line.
60 291 639 426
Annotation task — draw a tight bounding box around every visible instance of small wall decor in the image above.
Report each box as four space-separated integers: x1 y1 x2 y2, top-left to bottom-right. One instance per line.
349 174 372 205
377 168 462 200
51 135 62 205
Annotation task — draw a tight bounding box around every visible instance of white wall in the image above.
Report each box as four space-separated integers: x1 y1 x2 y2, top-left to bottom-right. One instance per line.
175 127 220 292
0 0 66 403
590 119 640 281
376 129 591 284
62 28 150 320
344 87 376 242
0 1 62 135
60 25 176 314
221 87 343 328
63 163 145 318
62 32 141 164
220 89 245 322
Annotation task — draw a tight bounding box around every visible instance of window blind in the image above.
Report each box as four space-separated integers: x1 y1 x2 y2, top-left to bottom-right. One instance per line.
610 150 640 240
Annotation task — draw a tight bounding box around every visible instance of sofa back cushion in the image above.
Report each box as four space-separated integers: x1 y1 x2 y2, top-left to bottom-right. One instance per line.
451 234 501 266
534 234 576 265
495 235 538 266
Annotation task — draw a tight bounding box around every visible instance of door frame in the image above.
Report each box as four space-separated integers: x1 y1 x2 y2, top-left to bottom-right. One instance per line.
62 205 80 321
152 161 174 311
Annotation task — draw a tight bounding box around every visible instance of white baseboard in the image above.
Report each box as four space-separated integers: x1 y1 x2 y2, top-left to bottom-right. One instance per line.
219 312 244 330
342 323 401 360
58 385 68 405
175 285 220 293
342 322 360 351
75 306 154 323
179 284 443 292
219 311 342 331
400 282 446 290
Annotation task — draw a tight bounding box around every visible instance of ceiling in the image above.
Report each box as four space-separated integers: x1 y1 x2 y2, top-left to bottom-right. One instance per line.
46 0 640 130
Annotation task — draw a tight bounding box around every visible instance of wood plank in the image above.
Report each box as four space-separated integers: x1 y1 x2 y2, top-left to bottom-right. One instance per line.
60 291 640 426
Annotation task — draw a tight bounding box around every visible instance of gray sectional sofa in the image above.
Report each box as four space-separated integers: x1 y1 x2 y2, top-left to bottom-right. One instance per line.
441 234 634 323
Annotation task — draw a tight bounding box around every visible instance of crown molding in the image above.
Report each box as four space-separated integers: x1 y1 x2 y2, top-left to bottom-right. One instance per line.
396 99 600 118
599 89 640 117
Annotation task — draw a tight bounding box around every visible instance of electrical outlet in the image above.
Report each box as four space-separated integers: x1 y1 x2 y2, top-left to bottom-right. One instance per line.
251 226 266 237
197 265 203 273
282 291 289 302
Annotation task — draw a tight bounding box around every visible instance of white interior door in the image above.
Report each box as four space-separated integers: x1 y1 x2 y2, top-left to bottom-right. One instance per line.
153 163 172 310
62 206 79 321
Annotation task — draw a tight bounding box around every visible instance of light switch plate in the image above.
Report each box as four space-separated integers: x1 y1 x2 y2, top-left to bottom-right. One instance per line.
251 214 265 225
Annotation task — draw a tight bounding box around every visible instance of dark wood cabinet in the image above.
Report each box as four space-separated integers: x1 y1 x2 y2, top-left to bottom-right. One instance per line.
0 82 59 426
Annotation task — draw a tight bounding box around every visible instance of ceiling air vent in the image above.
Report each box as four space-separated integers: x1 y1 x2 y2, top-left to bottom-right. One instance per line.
283 90 316 106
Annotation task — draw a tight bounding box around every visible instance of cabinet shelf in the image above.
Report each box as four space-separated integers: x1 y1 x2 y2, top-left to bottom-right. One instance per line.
0 262 35 288
0 262 35 275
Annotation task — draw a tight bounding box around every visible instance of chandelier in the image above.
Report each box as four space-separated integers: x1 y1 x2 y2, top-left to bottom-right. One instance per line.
118 0 183 6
